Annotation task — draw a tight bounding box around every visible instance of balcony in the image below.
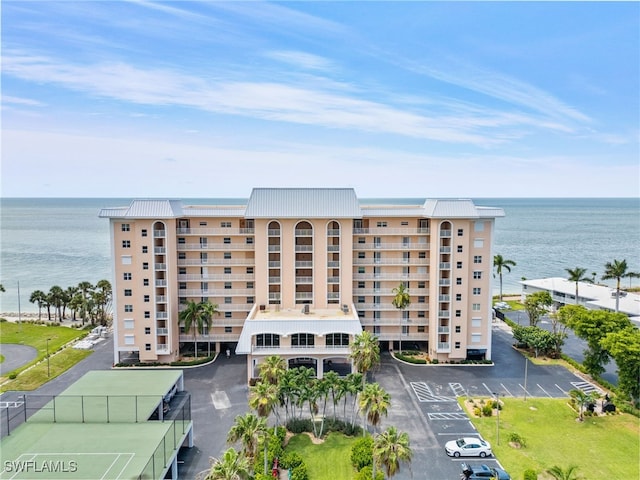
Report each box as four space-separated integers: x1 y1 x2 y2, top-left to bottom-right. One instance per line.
327 276 340 283
440 230 452 238
156 327 168 335
182 288 254 296
177 243 255 251
354 243 430 251
269 277 281 283
295 276 313 284
269 261 281 268
439 262 451 270
295 229 313 236
153 230 166 238
438 310 450 318
295 292 314 301
156 344 169 353
269 293 281 301
353 258 429 266
176 227 255 235
296 261 313 268
295 245 313 252
268 245 281 252
437 342 450 351
155 263 167 270
439 279 451 286
353 227 430 235
268 229 281 236
437 326 450 334
440 246 451 253
438 295 450 302
155 279 167 287
178 274 255 281
154 247 166 254
156 312 168 319
327 245 340 252
327 229 341 236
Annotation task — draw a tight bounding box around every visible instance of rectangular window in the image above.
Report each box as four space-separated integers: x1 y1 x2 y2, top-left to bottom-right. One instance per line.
225 326 232 333
123 319 134 329
224 252 232 259
143 278 149 286
401 221 409 226
247 297 254 304
455 342 461 349
358 237 365 244
124 289 132 296
377 222 387 227
456 293 462 301
456 261 462 269
145 327 151 335
225 312 232 318
457 228 464 236
199 221 207 226
456 278 462 285
455 325 461 333
141 229 147 237
224 282 232 289
221 222 231 228
358 267 365 274
472 317 482 327
247 267 254 274
144 311 150 319
418 251 426 259
246 237 254 244
124 335 134 345
224 237 231 244
178 237 186 244
224 297 232 304
142 246 148 253
474 239 484 248
178 253 186 260
143 262 149 270
122 240 131 248
121 255 132 265
471 333 482 343
358 252 366 259
224 267 232 274
418 296 426 303
473 288 481 295
121 224 130 232
145 344 151 351
418 311 425 318
357 296 365 303
473 255 482 264
124 304 133 312
144 295 150 302
402 325 409 335
179 282 186 290
472 303 481 311
457 245 463 253
417 325 425 333
358 281 365 289
247 282 254 289
455 310 461 317
474 221 485 232
473 271 482 279
123 272 132 280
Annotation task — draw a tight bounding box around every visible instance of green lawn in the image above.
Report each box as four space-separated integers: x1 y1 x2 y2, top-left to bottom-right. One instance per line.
0 320 91 390
464 397 639 480
285 432 357 480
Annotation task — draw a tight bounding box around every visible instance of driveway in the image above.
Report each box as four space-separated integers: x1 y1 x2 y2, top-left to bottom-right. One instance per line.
0 344 37 375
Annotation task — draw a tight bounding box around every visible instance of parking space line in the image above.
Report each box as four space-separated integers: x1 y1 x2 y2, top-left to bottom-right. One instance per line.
518 383 532 397
448 382 467 397
499 384 514 397
410 382 455 402
537 384 553 397
556 384 569 395
571 381 604 395
427 412 469 420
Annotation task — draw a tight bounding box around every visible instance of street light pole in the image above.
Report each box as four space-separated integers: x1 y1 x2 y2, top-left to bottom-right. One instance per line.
493 392 500 445
523 356 529 401
46 338 51 377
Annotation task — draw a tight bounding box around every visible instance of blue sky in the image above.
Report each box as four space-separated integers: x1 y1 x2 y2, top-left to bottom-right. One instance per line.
2 1 639 198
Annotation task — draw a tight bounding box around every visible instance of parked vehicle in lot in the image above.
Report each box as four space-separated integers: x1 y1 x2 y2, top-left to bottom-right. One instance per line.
445 437 492 457
494 302 510 309
461 462 511 480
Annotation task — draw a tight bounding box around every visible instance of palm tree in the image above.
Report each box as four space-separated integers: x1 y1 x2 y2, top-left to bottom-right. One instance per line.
565 267 593 305
569 389 598 421
391 283 411 353
199 300 219 357
258 355 287 386
322 370 341 419
48 285 64 322
350 330 381 390
179 300 204 358
29 290 47 321
204 448 250 480
94 279 112 324
227 413 266 472
602 259 638 312
546 465 580 480
0 284 5 292
359 382 390 436
248 381 279 475
493 255 516 301
373 426 412 479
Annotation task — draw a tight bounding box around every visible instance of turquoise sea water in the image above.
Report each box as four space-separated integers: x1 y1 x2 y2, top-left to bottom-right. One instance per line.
1 197 639 313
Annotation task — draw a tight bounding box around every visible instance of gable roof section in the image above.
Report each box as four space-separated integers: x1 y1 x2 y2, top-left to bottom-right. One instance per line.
423 199 481 218
99 199 184 218
245 188 362 218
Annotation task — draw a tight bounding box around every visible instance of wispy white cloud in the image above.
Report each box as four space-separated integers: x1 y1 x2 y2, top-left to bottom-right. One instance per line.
2 96 46 107
264 50 335 71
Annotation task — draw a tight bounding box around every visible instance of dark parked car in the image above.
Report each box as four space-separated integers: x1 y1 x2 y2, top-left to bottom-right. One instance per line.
461 462 511 480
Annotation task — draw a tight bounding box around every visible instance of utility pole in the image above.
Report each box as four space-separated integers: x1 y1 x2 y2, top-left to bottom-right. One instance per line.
493 392 500 445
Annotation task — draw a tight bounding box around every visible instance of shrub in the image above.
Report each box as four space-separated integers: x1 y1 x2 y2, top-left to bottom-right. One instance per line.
354 465 384 480
508 432 527 448
431 359 439 364
279 451 303 470
395 353 427 364
350 436 373 471
290 463 308 480
473 407 482 417
482 404 493 417
8 373 18 380
523 468 537 480
286 418 314 434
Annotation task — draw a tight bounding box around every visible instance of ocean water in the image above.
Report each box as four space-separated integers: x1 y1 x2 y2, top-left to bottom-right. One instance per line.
1 197 638 313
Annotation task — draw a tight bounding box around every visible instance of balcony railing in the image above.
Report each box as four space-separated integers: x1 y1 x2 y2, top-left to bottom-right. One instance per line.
177 244 255 251
295 245 313 252
295 276 313 284
156 328 168 335
295 229 313 236
155 263 167 270
156 312 168 319
153 230 166 238
353 228 430 235
178 274 255 281
156 344 169 353
177 259 254 266
353 258 429 266
154 247 166 254
354 243 430 251
440 230 452 237
437 342 450 351
176 227 255 235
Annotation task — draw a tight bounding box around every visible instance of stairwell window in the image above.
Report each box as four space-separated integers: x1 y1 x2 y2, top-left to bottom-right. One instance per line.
122 240 131 248
121 224 130 232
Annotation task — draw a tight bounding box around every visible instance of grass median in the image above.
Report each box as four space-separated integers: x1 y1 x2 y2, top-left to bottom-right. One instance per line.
285 432 357 480
464 396 639 480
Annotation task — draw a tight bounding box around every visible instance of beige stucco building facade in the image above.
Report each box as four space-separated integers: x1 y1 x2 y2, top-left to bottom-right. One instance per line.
100 188 504 380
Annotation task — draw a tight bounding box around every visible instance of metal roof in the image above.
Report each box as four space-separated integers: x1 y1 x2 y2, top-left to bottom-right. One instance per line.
99 200 184 218
424 199 482 218
236 318 363 353
244 188 362 218
360 206 426 217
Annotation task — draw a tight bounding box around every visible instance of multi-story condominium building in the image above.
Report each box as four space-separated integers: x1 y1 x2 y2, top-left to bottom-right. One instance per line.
100 188 504 381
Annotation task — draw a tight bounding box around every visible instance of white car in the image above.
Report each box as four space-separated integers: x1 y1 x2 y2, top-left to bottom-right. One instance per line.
445 437 492 458
494 302 509 310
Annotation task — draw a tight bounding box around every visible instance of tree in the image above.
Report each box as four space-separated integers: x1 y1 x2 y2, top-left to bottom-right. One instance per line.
199 300 219 357
391 283 411 352
546 465 580 480
359 382 390 436
561 307 632 376
602 259 639 312
48 285 64 322
76 281 94 325
179 300 204 358
569 389 598 421
29 290 47 321
493 255 516 301
0 284 4 292
373 426 412 479
565 267 593 305
259 355 287 386
204 448 250 480
94 279 112 325
523 290 552 327
227 413 267 472
601 327 640 407
248 381 279 475
350 330 381 390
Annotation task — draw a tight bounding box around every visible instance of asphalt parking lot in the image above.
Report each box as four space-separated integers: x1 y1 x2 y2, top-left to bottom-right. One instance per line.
1 318 607 480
